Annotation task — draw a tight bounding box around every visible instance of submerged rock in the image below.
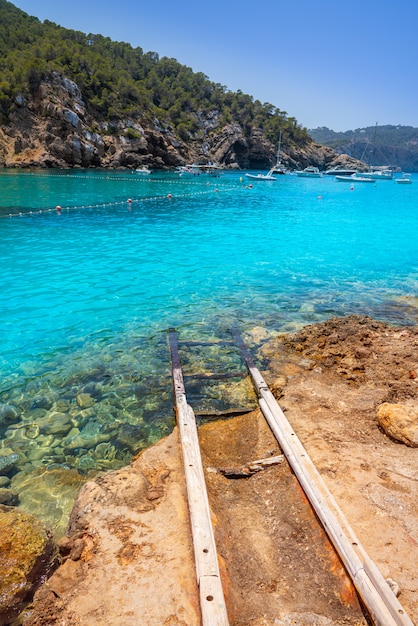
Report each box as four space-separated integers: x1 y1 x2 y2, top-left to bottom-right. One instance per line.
76 393 95 409
0 453 19 475
0 487 19 505
35 411 73 436
10 467 88 538
0 505 56 624
0 404 21 423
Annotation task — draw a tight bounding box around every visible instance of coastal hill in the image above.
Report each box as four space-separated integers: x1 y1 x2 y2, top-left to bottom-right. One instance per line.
309 125 418 172
0 0 361 171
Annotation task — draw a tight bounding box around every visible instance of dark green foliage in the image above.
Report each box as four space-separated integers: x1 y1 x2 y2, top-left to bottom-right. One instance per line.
0 0 309 146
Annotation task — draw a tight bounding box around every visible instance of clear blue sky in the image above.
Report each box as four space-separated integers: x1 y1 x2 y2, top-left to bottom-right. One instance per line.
11 0 418 131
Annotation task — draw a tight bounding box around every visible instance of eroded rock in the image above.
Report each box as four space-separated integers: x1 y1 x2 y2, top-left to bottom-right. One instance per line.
376 403 418 446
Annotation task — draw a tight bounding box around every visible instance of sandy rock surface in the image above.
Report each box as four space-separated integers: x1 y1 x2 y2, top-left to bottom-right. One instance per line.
20 315 417 625
21 430 200 626
261 315 418 622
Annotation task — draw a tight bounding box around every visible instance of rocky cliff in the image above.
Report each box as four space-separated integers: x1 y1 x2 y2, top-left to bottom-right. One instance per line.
0 72 363 171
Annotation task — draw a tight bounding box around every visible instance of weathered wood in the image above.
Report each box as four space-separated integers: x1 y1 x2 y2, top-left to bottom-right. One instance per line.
184 371 247 381
178 340 236 347
194 407 255 419
216 455 284 478
235 333 414 626
259 398 404 626
199 575 230 626
168 330 229 626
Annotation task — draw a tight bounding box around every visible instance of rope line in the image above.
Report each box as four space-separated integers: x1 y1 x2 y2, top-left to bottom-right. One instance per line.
0 171 237 187
1 181 243 219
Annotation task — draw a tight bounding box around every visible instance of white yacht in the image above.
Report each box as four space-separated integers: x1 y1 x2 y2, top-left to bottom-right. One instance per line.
295 166 322 177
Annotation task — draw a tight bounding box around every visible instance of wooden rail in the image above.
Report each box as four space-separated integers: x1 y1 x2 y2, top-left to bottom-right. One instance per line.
234 333 415 626
168 330 229 626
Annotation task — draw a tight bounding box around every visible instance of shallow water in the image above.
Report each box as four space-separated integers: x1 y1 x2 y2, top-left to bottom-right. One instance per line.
1 169 417 534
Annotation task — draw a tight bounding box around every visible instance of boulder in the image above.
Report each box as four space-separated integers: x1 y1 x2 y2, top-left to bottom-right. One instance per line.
376 403 418 447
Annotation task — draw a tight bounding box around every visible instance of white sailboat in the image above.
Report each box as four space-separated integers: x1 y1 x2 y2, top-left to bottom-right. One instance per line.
245 131 285 181
270 131 286 175
359 123 394 179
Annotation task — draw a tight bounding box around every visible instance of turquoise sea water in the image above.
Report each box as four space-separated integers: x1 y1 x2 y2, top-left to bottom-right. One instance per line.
1 169 418 533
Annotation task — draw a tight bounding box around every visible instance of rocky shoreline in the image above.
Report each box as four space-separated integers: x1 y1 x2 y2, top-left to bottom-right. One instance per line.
0 72 363 172
1 315 417 625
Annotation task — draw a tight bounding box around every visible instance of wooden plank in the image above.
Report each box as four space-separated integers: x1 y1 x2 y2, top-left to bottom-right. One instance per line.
168 330 229 626
178 340 235 347
235 334 414 626
215 454 284 478
194 407 256 418
259 398 404 626
184 371 247 381
199 576 229 626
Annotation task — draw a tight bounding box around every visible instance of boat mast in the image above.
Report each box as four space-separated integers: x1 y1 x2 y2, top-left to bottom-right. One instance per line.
277 130 282 165
371 121 378 165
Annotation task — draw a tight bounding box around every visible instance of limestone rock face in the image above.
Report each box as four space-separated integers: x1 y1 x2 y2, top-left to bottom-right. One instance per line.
209 123 248 167
0 505 55 624
0 70 364 171
376 403 418 447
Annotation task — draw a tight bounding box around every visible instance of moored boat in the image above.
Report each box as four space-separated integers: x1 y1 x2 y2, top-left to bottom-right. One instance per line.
360 169 393 180
176 165 198 175
335 174 376 183
176 163 221 177
135 166 152 175
245 171 277 181
395 173 412 184
245 131 287 180
271 131 287 175
325 168 357 176
295 166 322 177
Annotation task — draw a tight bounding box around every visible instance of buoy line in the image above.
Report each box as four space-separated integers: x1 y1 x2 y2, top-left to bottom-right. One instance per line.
0 170 239 189
1 184 240 219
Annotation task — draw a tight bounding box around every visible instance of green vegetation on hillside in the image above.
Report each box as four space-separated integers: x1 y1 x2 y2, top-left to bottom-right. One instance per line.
0 0 308 147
